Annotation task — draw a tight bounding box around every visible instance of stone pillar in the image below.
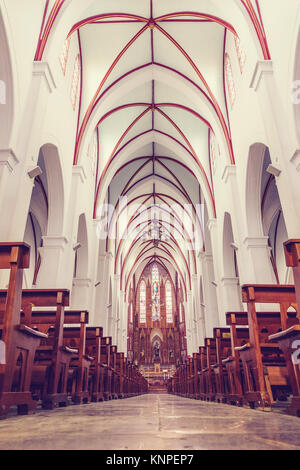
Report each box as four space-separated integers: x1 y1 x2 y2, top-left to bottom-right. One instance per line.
191 274 205 346
1 63 57 241
37 236 69 288
243 236 275 284
199 252 219 338
219 277 243 316
185 291 193 355
71 278 93 311
110 274 120 344
94 251 113 335
250 61 300 237
0 149 18 234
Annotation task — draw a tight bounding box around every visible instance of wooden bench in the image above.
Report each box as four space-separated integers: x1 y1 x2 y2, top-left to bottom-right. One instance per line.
267 240 300 417
212 327 232 404
116 352 125 398
224 313 250 406
85 326 104 402
17 296 80 410
0 243 48 418
110 345 119 399
198 346 207 400
241 284 298 410
202 338 217 402
62 311 94 405
100 336 113 400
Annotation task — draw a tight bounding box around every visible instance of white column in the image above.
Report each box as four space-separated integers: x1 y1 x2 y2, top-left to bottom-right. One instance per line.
0 149 18 230
37 236 70 288
199 252 219 338
94 251 113 335
191 274 205 347
2 63 57 240
243 236 275 284
71 278 93 311
250 61 300 236
219 277 243 315
185 291 193 355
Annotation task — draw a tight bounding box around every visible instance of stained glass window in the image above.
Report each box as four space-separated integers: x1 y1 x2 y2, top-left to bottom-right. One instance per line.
70 55 80 110
225 53 236 109
234 36 246 74
152 264 160 321
139 280 146 323
59 37 71 75
165 280 173 323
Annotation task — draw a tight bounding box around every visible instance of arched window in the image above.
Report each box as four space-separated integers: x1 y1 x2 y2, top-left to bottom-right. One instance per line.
59 37 71 75
139 280 146 323
234 36 246 74
165 280 173 323
225 53 236 109
152 264 160 321
70 55 80 110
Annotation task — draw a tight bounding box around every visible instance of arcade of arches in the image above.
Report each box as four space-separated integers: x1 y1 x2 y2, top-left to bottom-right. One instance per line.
0 0 300 451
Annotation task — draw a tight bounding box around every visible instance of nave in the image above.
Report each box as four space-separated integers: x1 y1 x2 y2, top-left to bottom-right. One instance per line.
1 0 300 452
0 394 299 450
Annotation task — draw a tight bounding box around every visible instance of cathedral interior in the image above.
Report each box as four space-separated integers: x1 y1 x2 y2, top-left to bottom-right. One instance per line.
0 0 300 452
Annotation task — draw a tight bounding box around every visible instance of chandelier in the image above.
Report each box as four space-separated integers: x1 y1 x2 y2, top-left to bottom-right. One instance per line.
143 216 168 247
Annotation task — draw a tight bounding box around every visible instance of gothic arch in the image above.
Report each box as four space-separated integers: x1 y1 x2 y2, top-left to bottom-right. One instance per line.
245 142 266 237
40 143 65 236
0 6 16 148
74 213 89 278
222 212 237 278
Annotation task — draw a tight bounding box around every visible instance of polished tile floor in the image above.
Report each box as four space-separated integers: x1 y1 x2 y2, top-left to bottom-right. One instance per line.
0 394 300 450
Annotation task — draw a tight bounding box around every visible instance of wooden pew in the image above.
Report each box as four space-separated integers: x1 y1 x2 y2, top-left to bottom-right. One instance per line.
19 300 81 410
267 240 300 417
241 284 298 410
193 352 201 399
62 311 94 405
203 338 217 402
212 327 232 403
0 243 48 418
110 345 119 399
85 326 104 402
223 313 250 406
100 336 113 400
116 352 125 398
198 346 207 400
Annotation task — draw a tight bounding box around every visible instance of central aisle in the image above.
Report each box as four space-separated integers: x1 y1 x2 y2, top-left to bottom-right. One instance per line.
0 394 300 450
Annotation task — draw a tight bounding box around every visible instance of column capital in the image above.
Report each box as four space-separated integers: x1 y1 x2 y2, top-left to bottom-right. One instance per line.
249 60 273 92
72 278 92 288
33 61 56 93
72 165 87 183
243 236 270 249
207 218 217 232
220 276 240 287
291 149 300 172
41 235 69 251
0 148 18 172
221 164 236 184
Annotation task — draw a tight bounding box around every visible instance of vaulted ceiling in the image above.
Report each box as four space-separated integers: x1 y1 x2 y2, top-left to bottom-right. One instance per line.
35 0 271 297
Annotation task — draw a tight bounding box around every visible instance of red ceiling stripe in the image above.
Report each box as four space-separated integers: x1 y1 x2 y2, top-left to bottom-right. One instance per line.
73 24 149 165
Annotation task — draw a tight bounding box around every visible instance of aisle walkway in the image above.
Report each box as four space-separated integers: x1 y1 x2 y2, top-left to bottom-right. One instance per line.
0 394 300 450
